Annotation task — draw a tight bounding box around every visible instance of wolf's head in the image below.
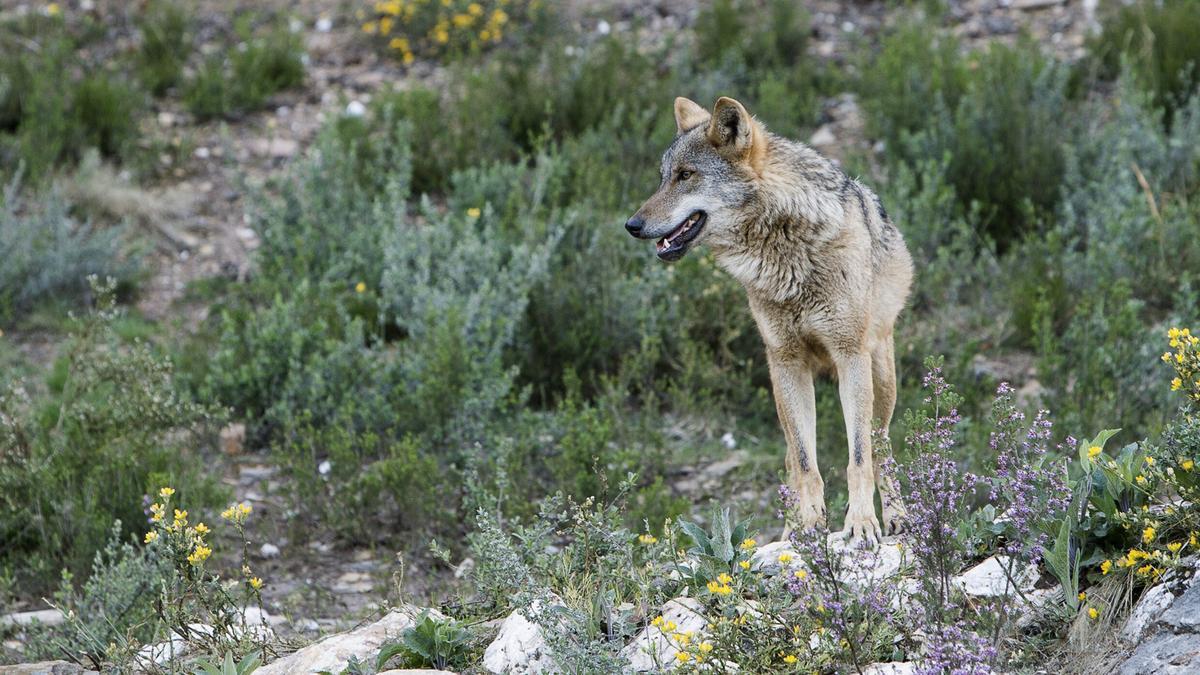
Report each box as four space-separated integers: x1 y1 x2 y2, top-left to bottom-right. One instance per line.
625 96 765 262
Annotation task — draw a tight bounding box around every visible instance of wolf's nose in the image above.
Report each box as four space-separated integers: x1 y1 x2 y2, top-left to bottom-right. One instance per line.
625 216 645 237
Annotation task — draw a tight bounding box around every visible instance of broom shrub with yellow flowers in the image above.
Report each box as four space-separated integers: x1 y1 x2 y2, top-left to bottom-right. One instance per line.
359 0 548 64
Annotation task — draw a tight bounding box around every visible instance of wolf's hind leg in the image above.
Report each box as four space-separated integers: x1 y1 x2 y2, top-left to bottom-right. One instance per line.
834 350 883 545
769 356 825 531
871 336 906 535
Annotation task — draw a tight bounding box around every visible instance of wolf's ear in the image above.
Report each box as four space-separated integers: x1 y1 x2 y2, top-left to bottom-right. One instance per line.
674 97 710 133
707 96 755 158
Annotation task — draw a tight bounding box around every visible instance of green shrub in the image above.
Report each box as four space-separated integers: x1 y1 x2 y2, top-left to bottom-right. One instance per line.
1089 0 1200 122
135 0 192 96
0 181 135 322
0 16 142 180
0 279 221 594
184 18 304 120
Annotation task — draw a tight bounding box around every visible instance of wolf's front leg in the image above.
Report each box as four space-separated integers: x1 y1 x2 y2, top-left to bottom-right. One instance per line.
834 351 883 545
768 357 825 531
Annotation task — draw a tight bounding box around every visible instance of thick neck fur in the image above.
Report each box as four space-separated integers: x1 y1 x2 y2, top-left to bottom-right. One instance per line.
711 131 853 304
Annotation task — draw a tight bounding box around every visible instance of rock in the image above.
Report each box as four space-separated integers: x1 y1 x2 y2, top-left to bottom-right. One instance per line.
315 17 333 33
454 557 475 579
952 556 1038 597
482 607 557 674
378 671 457 675
332 571 374 594
220 423 245 455
257 606 434 675
720 432 736 450
749 540 799 574
0 662 95 674
1013 0 1063 8
136 623 212 667
1123 582 1176 643
1159 578 1200 632
1118 632 1200 675
345 100 367 118
0 608 65 628
249 138 300 159
259 542 282 559
863 663 916 675
809 124 837 148
826 535 905 585
621 597 708 672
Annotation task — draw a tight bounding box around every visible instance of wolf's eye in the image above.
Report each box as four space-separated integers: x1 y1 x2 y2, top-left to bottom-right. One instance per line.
677 170 694 181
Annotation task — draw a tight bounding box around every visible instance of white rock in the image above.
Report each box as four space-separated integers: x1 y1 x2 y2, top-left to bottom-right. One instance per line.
953 556 1039 597
318 459 332 475
621 597 708 672
826 535 905 586
809 124 837 148
0 608 65 628
315 17 333 33
596 20 611 35
1122 582 1175 643
136 623 212 667
483 607 558 674
749 540 799 573
259 542 281 559
345 100 367 118
256 607 434 675
720 432 736 449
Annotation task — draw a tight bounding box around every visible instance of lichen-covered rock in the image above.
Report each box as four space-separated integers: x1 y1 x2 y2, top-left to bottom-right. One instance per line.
620 597 708 672
257 606 434 675
1117 560 1200 675
1 661 96 675
1122 582 1175 643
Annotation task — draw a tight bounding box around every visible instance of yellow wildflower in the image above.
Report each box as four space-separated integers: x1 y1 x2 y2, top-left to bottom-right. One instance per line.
362 21 378 34
159 487 176 498
402 51 414 65
45 3 61 16
467 207 481 218
187 545 212 565
1078 591 1087 602
1136 564 1154 576
794 569 807 579
740 538 757 551
389 37 409 51
698 642 713 653
1136 475 1148 485
379 17 393 34
717 573 732 585
250 577 264 590
1087 446 1102 460
638 533 658 545
1163 352 1173 363
194 522 209 535
467 2 483 15
1183 459 1195 471
1168 542 1183 554
144 531 158 544
778 553 793 564
1100 559 1112 575
1088 607 1099 620
676 652 690 663
452 13 472 27
480 29 491 41
664 620 677 632
150 503 165 522
355 281 367 293
1145 456 1156 466
1172 377 1183 391
173 509 188 527
1143 526 1156 544
782 654 798 664
739 560 751 570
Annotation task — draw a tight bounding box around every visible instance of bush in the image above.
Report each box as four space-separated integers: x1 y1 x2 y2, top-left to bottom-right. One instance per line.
184 18 304 121
359 0 553 64
0 14 142 181
1088 0 1200 123
0 181 135 322
0 279 221 594
135 0 192 96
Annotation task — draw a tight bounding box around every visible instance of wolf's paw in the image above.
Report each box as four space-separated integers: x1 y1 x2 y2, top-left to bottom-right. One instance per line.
839 504 882 547
881 500 907 536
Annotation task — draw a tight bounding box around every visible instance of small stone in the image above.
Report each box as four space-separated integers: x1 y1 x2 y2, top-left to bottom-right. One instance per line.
316 17 333 32
318 459 332 475
0 609 65 628
454 557 475 579
345 100 367 118
720 432 736 450
259 542 281 559
596 20 611 35
194 146 210 159
482 607 557 674
157 111 176 127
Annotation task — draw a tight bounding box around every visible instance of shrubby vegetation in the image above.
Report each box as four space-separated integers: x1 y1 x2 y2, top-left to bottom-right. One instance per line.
3 0 1200 670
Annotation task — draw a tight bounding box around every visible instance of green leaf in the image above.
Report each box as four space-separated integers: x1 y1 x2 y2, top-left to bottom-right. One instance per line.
376 641 411 670
677 519 711 554
710 507 735 563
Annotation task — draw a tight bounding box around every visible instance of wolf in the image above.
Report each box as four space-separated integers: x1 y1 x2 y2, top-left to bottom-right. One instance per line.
625 96 913 543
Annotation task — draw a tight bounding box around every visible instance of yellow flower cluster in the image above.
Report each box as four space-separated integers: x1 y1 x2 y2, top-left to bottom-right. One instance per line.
360 0 529 63
1163 327 1200 402
221 501 253 523
706 572 734 596
637 533 657 545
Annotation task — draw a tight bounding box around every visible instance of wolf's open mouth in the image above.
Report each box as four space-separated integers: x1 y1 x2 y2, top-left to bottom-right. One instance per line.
656 211 706 261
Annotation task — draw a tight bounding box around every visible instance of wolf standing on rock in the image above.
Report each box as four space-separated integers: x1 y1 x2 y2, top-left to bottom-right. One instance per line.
626 96 913 544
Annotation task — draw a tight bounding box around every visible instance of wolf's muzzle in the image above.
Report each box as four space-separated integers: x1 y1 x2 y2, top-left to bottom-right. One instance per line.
625 215 646 238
